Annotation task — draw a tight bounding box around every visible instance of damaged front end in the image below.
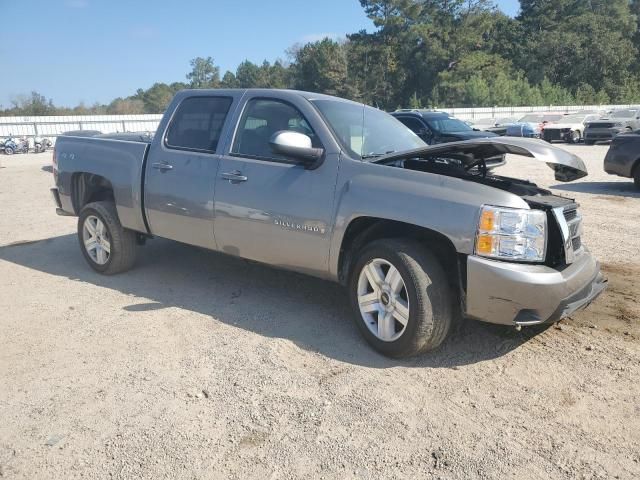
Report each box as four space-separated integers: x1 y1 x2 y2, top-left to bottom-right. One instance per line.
374 137 606 326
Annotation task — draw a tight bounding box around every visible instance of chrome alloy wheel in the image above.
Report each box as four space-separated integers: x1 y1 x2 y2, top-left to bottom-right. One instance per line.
356 258 410 342
82 215 111 265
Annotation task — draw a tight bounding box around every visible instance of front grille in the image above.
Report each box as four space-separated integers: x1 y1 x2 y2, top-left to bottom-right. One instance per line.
588 122 614 129
562 205 583 262
572 237 582 251
543 129 564 141
564 208 578 222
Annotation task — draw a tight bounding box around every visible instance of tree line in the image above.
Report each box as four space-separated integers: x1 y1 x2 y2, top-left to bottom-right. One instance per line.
4 0 640 116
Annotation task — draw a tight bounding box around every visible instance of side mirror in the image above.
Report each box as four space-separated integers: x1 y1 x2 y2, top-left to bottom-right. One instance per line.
269 131 324 169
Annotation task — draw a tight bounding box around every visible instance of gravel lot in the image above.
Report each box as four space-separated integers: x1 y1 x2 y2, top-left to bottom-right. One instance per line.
0 145 638 479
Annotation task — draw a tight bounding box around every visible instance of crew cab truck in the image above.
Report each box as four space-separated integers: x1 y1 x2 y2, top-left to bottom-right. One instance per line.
51 89 607 357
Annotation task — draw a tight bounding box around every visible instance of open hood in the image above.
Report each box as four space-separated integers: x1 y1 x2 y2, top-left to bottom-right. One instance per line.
373 137 588 182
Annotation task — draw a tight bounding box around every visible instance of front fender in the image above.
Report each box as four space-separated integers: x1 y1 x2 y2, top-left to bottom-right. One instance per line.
327 158 529 280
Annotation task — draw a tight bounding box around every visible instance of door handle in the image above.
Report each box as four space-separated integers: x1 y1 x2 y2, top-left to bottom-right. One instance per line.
221 170 248 183
152 162 173 171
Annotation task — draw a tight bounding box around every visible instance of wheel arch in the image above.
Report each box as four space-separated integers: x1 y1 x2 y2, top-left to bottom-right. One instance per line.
336 217 464 293
71 172 115 214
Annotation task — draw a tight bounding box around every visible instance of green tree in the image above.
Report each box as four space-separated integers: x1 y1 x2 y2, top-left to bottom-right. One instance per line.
220 71 238 88
291 39 358 99
186 57 220 88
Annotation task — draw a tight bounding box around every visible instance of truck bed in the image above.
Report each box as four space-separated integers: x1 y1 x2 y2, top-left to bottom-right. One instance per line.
54 136 151 234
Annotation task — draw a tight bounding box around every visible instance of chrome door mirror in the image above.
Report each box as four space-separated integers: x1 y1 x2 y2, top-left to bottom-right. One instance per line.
269 131 324 169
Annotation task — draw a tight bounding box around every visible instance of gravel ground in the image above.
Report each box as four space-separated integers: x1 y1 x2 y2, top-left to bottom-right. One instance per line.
0 145 638 479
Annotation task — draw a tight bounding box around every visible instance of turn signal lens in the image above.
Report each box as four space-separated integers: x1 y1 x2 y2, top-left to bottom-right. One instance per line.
478 209 495 232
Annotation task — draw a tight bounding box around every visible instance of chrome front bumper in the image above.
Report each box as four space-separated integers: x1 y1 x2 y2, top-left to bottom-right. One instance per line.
465 251 607 326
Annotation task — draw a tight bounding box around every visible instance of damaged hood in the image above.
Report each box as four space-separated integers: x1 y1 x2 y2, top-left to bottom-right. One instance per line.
373 137 588 182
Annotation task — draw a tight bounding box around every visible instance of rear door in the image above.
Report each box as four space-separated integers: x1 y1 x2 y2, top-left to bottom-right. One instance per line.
213 93 340 277
144 94 238 249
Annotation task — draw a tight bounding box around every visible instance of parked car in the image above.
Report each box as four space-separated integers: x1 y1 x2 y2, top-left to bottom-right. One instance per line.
471 117 518 135
584 109 640 145
542 112 603 144
51 89 605 358
506 114 565 138
391 110 506 167
604 129 640 188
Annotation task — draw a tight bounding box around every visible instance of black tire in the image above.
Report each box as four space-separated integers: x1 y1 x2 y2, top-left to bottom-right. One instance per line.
568 130 580 144
348 239 453 358
4 146 14 155
77 201 137 274
634 165 640 190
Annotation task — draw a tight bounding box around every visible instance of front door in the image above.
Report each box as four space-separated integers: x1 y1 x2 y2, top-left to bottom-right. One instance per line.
144 95 235 249
213 96 339 277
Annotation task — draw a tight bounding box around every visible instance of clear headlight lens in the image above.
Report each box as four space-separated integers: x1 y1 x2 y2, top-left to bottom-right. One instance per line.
475 205 547 262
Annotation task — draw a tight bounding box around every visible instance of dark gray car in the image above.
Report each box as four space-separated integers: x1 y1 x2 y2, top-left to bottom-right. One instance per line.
50 89 606 357
584 108 640 145
604 129 640 188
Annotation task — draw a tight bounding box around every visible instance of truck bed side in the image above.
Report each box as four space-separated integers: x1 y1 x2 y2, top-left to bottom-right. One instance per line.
54 136 151 234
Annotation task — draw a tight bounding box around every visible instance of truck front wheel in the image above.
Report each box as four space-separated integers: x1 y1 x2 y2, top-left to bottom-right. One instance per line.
349 239 453 357
78 201 137 274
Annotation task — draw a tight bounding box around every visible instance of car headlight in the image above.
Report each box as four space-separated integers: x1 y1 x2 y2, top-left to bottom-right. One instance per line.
475 205 547 262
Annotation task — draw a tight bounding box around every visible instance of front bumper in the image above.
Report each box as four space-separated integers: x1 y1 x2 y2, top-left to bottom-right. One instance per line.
465 251 607 326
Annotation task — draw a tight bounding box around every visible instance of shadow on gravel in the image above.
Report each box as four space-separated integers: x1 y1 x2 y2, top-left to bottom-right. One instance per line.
551 181 639 198
0 234 544 368
41 165 53 173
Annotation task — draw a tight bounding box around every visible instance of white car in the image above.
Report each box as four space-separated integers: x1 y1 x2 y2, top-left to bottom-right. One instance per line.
541 112 603 144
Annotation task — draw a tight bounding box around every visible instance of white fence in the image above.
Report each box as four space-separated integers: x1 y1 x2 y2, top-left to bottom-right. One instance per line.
0 104 638 142
0 114 162 142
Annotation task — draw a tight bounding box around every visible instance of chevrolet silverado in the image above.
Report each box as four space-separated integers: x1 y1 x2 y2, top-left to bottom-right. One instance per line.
51 89 607 357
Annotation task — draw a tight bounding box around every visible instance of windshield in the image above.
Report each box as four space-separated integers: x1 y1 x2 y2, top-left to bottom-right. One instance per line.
426 117 473 133
473 118 496 126
519 114 543 122
311 99 425 160
612 109 638 119
561 114 588 123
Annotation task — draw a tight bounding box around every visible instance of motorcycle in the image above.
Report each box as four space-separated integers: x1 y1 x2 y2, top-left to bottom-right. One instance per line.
2 137 18 155
34 136 52 153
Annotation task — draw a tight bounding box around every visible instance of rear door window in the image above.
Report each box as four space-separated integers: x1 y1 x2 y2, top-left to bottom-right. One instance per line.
165 96 233 153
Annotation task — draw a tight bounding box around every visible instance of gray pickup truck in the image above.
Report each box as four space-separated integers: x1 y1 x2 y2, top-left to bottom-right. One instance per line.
51 89 607 357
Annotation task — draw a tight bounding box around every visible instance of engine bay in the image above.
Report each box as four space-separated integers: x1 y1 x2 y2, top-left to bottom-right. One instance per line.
386 154 575 207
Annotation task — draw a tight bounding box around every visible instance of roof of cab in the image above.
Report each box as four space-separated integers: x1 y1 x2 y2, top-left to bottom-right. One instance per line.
175 88 362 105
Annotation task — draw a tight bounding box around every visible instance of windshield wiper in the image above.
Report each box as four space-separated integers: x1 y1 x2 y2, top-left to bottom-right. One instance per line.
362 150 395 160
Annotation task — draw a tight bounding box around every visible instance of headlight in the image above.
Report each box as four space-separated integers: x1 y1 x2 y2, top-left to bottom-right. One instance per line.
475 205 547 262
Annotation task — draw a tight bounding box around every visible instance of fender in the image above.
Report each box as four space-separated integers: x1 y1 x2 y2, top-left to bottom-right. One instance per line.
327 157 529 281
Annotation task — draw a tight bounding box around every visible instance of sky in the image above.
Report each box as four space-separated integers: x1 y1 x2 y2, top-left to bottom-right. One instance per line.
0 0 520 108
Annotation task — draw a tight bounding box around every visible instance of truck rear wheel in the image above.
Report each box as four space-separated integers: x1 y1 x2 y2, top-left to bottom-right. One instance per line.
634 165 640 189
78 201 137 274
348 239 453 357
